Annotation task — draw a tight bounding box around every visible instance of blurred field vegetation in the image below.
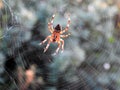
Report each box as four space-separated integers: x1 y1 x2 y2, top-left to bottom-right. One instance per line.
0 0 120 90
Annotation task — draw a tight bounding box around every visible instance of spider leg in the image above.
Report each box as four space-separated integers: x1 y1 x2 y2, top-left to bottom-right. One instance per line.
60 33 71 38
39 36 51 45
60 39 64 53
44 40 51 53
60 15 71 34
48 14 55 33
48 23 53 33
54 42 61 55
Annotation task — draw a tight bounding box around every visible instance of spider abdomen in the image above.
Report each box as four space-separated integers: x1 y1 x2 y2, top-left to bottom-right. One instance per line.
51 32 60 42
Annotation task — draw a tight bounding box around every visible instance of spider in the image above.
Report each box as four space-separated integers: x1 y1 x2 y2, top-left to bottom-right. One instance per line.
39 14 71 55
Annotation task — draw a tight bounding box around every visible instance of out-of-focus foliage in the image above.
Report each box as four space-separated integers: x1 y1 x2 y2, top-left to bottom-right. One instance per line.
0 0 120 90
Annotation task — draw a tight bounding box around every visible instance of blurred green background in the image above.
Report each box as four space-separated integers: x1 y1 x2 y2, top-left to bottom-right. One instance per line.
0 0 120 90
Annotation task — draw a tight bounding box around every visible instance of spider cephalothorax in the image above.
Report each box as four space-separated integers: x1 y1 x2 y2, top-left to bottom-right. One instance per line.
54 24 62 33
39 14 71 55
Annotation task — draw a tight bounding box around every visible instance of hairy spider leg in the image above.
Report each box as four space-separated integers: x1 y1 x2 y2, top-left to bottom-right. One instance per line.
53 42 61 55
60 15 71 34
60 33 71 38
60 39 64 53
44 40 51 53
48 14 55 33
39 36 51 45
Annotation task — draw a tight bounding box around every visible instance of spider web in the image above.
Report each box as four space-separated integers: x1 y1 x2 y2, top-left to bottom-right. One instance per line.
1 0 120 90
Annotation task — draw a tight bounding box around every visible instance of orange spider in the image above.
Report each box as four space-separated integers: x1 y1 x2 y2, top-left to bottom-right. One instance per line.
39 14 71 55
